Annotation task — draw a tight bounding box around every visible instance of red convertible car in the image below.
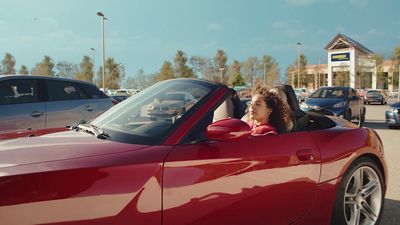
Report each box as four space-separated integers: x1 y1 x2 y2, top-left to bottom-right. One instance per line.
0 79 387 225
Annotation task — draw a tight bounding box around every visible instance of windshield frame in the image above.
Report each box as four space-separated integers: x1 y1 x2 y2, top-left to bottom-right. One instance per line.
91 79 219 145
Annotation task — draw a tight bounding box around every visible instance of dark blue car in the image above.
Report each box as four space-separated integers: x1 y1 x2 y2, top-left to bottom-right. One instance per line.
300 86 365 124
385 101 400 128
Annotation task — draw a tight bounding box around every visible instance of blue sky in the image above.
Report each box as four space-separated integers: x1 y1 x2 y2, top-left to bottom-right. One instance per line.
1 0 400 79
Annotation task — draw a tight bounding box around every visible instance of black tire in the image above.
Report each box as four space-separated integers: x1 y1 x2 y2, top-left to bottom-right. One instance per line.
361 108 366 123
344 110 352 121
331 158 385 225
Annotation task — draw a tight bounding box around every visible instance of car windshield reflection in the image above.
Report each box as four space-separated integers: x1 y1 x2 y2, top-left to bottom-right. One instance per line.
91 79 215 145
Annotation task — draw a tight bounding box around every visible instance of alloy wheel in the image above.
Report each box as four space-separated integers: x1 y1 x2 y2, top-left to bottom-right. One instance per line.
343 166 383 225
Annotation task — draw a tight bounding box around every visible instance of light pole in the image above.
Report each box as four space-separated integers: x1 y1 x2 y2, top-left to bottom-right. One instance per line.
317 57 320 88
297 42 301 89
97 12 107 91
263 62 266 85
90 48 95 84
219 67 225 83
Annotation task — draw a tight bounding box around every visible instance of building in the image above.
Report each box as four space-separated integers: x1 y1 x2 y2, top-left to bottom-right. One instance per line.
303 33 399 91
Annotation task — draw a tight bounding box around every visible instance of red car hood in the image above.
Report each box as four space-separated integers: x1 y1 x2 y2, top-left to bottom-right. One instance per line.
0 130 149 169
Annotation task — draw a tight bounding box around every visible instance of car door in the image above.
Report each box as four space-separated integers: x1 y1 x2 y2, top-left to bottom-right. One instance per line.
0 78 45 138
163 131 320 225
45 80 98 128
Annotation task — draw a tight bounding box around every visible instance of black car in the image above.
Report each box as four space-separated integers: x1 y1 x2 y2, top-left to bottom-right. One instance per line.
364 89 388 105
300 86 365 125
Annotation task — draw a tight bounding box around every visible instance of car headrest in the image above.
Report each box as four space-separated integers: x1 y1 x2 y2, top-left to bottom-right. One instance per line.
273 84 300 111
17 83 33 94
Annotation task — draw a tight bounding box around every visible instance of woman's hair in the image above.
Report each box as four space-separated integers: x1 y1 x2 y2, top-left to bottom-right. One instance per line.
252 85 292 133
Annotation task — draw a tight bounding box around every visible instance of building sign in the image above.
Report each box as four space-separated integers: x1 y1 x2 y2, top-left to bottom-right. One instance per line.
331 52 350 61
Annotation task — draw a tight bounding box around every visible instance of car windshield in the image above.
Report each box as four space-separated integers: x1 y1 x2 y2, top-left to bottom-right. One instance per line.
366 91 380 97
309 88 347 98
91 79 216 145
164 93 185 101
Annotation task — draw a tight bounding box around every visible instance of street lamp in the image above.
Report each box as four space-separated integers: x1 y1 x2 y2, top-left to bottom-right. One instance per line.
218 67 225 83
297 42 301 89
90 48 95 84
97 11 107 91
263 62 266 85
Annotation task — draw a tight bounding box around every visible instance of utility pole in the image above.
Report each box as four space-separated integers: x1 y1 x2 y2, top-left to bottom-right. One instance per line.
297 42 301 88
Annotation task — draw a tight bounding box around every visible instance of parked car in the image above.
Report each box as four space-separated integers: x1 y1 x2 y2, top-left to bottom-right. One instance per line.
0 75 114 139
294 88 308 101
0 79 387 225
364 89 388 105
300 86 365 125
385 101 400 128
147 91 196 117
110 94 130 103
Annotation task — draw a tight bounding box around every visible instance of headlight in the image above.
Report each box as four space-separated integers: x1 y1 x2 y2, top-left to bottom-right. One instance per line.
333 102 346 108
300 102 308 108
391 108 398 113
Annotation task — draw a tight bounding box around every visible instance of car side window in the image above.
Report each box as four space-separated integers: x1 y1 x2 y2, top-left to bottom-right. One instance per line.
46 80 83 101
78 83 109 99
0 79 38 105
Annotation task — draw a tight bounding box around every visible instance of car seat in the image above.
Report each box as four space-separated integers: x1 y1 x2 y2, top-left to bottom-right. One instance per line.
273 84 309 131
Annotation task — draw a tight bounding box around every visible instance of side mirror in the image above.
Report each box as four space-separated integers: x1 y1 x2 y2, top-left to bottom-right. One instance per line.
205 118 251 141
351 96 359 101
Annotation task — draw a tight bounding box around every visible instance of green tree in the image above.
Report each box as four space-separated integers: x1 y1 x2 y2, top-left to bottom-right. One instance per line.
174 50 195 78
97 58 124 89
2 53 16 75
157 61 174 81
214 49 228 83
228 60 245 86
291 54 307 88
262 55 280 86
56 61 78 79
286 65 296 87
391 46 400 89
19 65 29 75
74 56 93 81
32 56 55 76
244 57 259 86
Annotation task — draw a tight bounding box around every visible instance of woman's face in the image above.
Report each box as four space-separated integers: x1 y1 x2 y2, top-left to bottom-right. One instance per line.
249 94 271 123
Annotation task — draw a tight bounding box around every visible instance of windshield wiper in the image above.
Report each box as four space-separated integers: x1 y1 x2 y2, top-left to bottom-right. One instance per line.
74 123 110 140
89 124 110 140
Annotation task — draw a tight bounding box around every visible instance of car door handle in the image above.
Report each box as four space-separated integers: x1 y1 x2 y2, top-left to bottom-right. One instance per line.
296 149 315 161
85 106 94 112
30 111 43 117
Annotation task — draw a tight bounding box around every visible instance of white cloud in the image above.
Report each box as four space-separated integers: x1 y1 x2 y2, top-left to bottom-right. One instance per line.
273 20 305 37
349 0 368 8
285 0 317 6
207 23 222 31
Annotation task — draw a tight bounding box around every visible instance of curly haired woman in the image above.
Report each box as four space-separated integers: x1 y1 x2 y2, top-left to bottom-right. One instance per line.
248 85 293 136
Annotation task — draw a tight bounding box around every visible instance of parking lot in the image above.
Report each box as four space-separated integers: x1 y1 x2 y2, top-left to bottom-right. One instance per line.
363 99 400 225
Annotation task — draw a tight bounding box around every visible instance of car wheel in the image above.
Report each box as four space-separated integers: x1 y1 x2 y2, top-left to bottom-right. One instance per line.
331 158 385 225
361 108 366 123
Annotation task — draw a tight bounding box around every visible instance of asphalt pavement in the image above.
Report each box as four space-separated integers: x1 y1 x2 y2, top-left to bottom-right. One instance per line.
362 98 400 225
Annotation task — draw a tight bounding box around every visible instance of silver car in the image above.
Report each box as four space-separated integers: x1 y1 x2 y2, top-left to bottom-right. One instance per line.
0 75 114 139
